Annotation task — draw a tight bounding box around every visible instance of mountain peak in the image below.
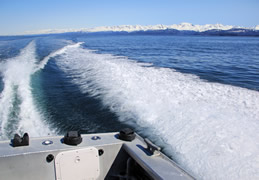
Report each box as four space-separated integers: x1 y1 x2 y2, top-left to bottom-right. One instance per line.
180 22 193 26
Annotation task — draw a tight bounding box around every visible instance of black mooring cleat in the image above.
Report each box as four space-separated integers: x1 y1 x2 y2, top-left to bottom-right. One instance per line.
12 133 29 147
63 131 82 146
119 128 136 141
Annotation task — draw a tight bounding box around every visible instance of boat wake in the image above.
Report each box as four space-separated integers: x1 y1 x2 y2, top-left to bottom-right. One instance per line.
0 42 53 139
54 43 259 180
0 42 82 139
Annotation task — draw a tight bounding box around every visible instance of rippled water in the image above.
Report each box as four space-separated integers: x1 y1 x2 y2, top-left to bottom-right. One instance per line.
0 34 259 179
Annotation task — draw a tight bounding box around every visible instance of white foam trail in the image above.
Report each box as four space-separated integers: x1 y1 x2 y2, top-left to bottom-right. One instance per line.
0 42 54 139
35 42 83 72
55 45 259 180
0 42 83 139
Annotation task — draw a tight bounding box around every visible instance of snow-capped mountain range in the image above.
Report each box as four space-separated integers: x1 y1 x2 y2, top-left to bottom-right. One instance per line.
86 23 237 32
24 22 259 35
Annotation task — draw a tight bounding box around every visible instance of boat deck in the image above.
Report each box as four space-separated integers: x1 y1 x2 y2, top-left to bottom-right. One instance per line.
0 132 194 180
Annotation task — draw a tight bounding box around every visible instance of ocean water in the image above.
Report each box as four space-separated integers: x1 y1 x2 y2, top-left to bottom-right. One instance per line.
0 34 259 179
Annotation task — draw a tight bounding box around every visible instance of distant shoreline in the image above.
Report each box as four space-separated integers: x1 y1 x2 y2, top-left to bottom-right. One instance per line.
1 29 259 38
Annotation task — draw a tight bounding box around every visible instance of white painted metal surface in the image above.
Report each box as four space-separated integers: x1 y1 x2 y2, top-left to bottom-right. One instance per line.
55 147 100 180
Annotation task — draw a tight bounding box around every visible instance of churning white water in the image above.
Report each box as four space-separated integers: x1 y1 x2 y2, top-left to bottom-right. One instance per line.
0 42 83 139
54 43 259 180
0 42 54 139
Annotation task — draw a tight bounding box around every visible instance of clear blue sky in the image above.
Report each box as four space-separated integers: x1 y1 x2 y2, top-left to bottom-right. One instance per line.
0 0 258 35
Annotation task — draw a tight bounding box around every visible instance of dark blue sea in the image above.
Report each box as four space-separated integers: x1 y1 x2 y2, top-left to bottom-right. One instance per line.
0 34 259 179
